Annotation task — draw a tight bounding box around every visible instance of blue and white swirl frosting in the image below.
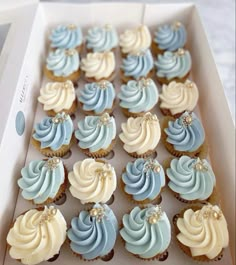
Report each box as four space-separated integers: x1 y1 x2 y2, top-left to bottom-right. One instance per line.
154 21 187 51
86 24 118 52
67 203 118 260
46 48 79 77
121 49 154 79
75 113 116 152
33 112 74 151
122 158 165 201
49 24 83 49
18 157 65 204
120 205 171 259
118 78 158 113
155 48 191 80
167 156 216 201
164 111 205 152
79 81 115 114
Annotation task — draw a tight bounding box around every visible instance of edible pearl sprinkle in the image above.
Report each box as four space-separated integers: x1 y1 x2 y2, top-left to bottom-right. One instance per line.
185 81 194 88
45 157 61 170
98 80 109 89
144 159 161 173
142 112 158 123
146 205 163 224
195 205 223 221
52 113 69 124
89 206 105 222
65 49 76 56
176 48 185 56
39 206 57 225
193 158 208 171
95 164 112 182
182 112 193 126
172 21 182 29
139 78 152 88
98 113 111 126
67 24 77 30
63 80 73 89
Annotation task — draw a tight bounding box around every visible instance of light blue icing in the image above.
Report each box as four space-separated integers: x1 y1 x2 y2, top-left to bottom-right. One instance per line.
122 158 165 201
155 49 191 80
46 48 79 77
154 22 187 51
86 25 118 52
49 24 83 49
75 113 116 152
33 112 74 151
18 158 65 204
79 81 115 114
67 203 118 260
121 49 154 79
167 156 216 201
164 111 205 152
120 205 171 259
118 78 158 113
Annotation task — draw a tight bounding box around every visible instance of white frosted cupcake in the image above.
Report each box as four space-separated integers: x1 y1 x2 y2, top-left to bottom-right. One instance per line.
68 158 117 204
119 112 161 158
38 80 77 116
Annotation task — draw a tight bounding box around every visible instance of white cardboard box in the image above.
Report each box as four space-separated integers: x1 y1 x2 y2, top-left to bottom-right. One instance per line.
0 2 235 265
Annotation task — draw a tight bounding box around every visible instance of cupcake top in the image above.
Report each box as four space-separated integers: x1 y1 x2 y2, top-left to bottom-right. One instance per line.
49 24 83 49
75 113 116 152
119 112 161 155
120 205 171 259
7 206 67 265
46 48 79 77
167 156 216 201
67 203 118 260
18 157 65 204
118 78 158 113
79 80 115 114
33 112 74 151
122 158 165 201
119 25 151 54
38 80 76 113
121 49 154 79
86 24 118 52
81 52 115 80
155 48 191 80
176 204 229 259
160 80 199 115
164 111 205 152
154 21 187 51
68 159 117 204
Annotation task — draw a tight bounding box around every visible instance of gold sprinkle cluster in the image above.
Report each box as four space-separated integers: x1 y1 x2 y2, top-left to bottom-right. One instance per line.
138 78 152 88
39 206 57 225
45 157 61 170
95 164 113 182
193 158 208 171
176 48 185 56
144 159 161 173
63 80 73 89
182 112 193 127
142 112 158 123
146 205 163 224
98 113 111 126
195 205 223 222
185 80 194 89
172 21 182 30
65 49 76 56
98 80 109 89
52 112 69 124
89 206 105 222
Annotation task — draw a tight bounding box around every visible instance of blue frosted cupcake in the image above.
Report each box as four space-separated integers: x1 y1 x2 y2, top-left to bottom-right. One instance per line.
162 111 208 158
18 157 67 205
155 48 191 84
121 158 165 204
152 21 187 55
75 112 116 158
120 49 154 83
79 80 115 115
86 24 118 52
120 205 171 260
31 112 75 157
165 155 216 203
49 24 83 51
44 48 80 83
118 78 158 117
67 203 118 261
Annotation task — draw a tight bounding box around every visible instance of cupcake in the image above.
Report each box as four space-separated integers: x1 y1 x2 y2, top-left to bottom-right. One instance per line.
67 203 118 260
119 25 151 57
18 157 67 205
78 80 115 115
86 24 118 52
118 78 158 117
121 158 165 204
120 205 171 260
152 21 187 55
68 158 116 204
165 156 216 203
44 48 80 83
75 113 116 158
81 51 115 82
155 48 192 84
162 111 207 158
38 80 77 116
31 112 75 157
174 204 229 261
119 112 161 158
120 49 154 83
49 24 83 52
7 206 67 265
159 80 199 117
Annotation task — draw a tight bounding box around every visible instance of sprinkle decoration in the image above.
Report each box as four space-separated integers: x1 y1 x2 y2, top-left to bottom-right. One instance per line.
98 80 109 89
142 112 158 123
143 159 161 173
65 49 76 56
176 48 185 56
39 206 57 225
98 113 111 126
45 157 61 170
146 205 163 224
195 205 223 222
182 112 193 127
138 78 152 88
185 80 194 89
89 206 105 222
172 21 182 30
67 24 77 30
52 112 69 124
63 80 73 89
95 164 113 182
193 158 208 171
